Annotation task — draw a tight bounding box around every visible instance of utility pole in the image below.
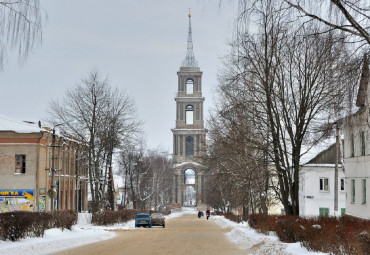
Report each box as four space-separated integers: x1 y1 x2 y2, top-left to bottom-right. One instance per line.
334 122 340 213
49 120 72 211
75 147 79 212
50 128 57 211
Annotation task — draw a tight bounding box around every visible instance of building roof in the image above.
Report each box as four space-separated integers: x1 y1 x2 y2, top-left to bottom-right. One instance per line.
355 54 369 107
0 115 43 133
181 12 198 68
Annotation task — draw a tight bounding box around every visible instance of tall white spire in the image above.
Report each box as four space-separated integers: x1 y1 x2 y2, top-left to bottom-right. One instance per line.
181 11 198 67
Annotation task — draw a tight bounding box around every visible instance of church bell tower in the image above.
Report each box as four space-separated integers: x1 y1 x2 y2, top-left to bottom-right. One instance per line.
172 12 207 207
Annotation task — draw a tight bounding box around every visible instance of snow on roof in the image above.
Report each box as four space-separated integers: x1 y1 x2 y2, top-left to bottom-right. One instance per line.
302 164 339 168
0 115 43 133
300 137 336 165
173 161 205 168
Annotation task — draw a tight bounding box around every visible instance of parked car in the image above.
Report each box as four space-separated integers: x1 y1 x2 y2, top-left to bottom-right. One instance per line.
151 213 165 228
135 213 152 228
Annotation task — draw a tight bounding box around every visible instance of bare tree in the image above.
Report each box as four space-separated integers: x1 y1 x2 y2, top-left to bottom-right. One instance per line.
215 0 357 215
118 146 172 211
206 89 271 216
0 0 43 70
48 69 142 212
236 0 370 46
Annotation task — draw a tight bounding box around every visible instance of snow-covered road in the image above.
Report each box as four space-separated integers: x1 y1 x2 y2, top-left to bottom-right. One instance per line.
0 210 327 255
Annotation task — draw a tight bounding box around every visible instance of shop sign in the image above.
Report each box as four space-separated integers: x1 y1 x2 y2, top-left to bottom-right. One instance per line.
0 189 34 213
39 188 46 196
0 189 34 200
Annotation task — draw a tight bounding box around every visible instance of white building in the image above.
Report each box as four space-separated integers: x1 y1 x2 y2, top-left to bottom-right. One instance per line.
300 163 346 217
342 56 369 219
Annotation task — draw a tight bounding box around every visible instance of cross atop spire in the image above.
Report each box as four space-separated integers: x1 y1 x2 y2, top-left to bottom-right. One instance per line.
181 10 199 67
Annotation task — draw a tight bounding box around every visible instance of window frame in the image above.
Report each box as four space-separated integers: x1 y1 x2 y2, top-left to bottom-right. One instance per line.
340 178 345 191
186 78 194 95
362 179 366 205
351 179 356 203
361 131 366 156
15 154 26 174
185 104 194 125
185 136 194 156
319 177 329 192
319 207 329 217
351 133 354 157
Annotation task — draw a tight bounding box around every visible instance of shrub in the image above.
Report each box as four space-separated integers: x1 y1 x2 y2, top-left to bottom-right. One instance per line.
49 210 77 230
250 213 370 255
91 209 136 226
0 211 54 241
28 212 52 238
222 212 240 223
0 212 33 241
248 214 277 234
274 215 303 243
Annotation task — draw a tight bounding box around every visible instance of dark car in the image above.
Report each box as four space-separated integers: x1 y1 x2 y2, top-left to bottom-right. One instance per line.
151 213 165 228
135 213 152 228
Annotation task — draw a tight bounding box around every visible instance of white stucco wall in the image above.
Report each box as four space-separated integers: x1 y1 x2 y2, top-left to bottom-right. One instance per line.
343 108 370 219
299 164 346 217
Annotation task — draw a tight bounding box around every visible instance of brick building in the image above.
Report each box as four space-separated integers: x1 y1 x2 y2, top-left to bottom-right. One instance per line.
0 115 88 212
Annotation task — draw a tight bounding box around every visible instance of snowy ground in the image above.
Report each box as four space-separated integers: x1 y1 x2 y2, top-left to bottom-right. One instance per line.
0 209 327 255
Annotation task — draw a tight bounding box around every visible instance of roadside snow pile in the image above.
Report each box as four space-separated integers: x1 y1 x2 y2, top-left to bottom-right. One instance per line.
212 215 328 255
0 225 115 255
0 212 134 255
0 211 189 255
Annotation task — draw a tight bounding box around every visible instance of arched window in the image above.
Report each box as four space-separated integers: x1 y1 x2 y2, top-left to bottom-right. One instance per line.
186 105 193 125
186 136 194 156
186 79 194 94
185 169 195 184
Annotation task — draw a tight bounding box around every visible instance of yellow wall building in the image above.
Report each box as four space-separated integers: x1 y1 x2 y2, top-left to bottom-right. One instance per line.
0 116 88 212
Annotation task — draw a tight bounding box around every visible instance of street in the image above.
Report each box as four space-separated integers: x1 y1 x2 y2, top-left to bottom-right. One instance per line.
51 214 243 255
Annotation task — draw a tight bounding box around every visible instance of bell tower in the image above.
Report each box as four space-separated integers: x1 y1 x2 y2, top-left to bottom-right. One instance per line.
172 12 207 207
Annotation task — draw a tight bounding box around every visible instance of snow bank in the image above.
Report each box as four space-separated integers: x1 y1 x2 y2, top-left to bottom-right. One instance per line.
212 215 328 255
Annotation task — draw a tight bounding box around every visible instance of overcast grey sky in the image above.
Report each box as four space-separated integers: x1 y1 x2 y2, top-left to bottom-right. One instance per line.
0 0 237 152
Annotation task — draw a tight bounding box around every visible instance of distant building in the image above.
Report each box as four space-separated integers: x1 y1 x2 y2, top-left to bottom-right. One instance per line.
342 56 370 219
0 116 88 212
299 144 346 217
171 13 207 207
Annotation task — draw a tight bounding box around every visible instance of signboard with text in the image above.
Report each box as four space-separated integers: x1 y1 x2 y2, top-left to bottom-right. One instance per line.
0 189 34 212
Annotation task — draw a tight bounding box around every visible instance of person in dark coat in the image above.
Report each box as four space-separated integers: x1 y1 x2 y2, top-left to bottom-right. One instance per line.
198 210 202 219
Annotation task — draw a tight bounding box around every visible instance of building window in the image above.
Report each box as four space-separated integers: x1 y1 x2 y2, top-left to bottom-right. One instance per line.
186 79 194 94
351 133 354 157
319 207 329 217
362 179 366 205
340 178 345 191
351 179 355 203
186 136 194 156
361 131 366 156
15 155 26 174
320 178 329 191
186 105 194 125
341 208 346 216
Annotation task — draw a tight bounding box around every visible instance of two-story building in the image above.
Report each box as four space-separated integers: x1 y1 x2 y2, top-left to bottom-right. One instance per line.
0 115 88 212
342 56 369 219
299 143 346 217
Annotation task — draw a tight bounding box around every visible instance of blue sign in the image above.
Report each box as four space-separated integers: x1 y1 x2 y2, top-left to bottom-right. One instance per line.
0 189 34 197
